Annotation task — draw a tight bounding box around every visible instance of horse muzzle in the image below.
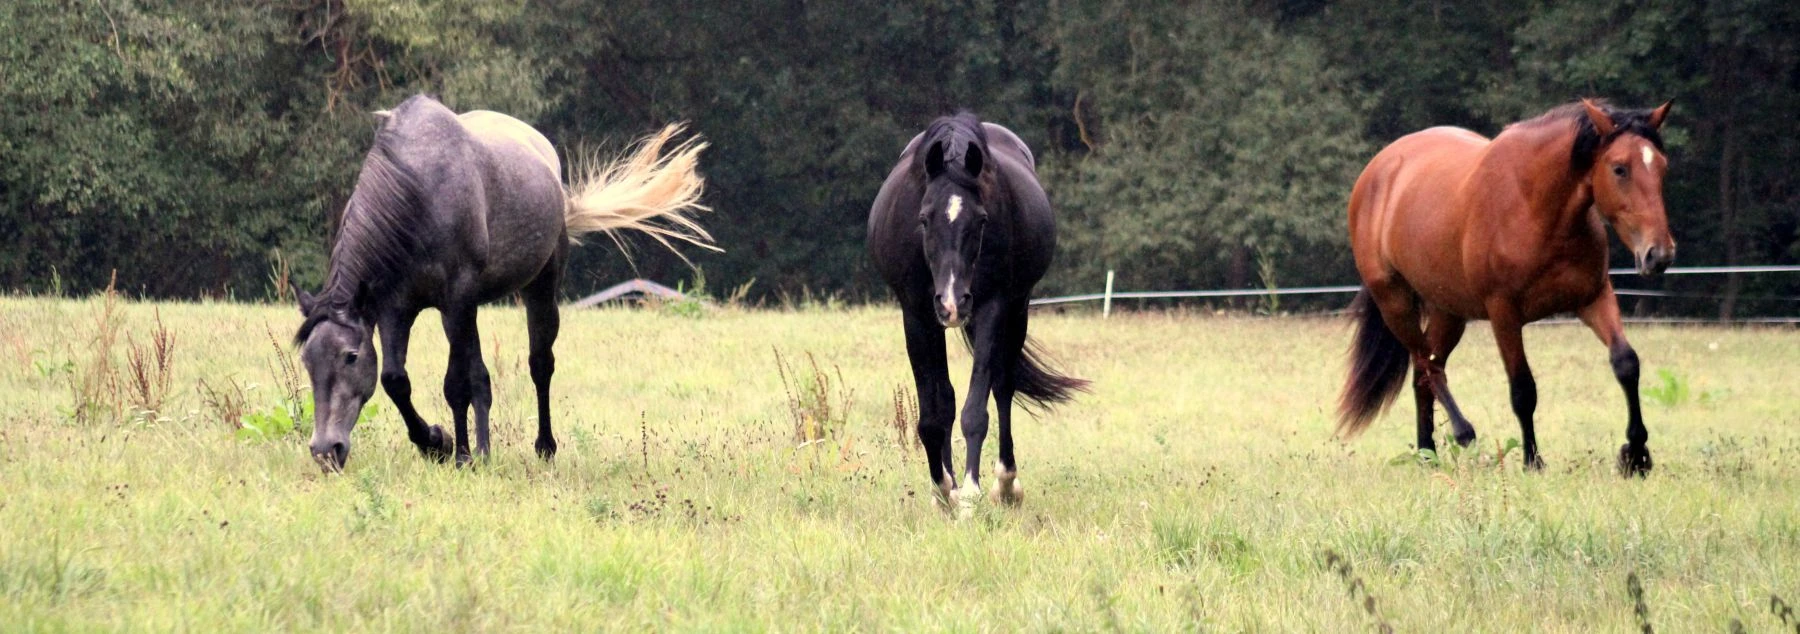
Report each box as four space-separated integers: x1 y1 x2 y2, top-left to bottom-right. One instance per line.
310 439 350 472
935 292 971 328
1636 244 1675 277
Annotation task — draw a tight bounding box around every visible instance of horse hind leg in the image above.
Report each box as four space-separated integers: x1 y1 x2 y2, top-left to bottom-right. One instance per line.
1416 310 1474 449
440 304 490 466
1370 282 1476 446
988 302 1029 506
523 251 564 461
1411 311 1458 452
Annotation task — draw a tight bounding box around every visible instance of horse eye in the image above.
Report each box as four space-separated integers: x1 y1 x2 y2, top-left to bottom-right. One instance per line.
344 351 359 366
1612 164 1627 178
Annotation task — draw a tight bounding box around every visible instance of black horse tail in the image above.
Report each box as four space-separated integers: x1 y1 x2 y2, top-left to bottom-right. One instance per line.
1011 337 1090 411
1337 289 1410 438
954 330 1090 411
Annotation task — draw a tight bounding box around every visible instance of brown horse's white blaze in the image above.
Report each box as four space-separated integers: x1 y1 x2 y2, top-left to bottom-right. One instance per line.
1338 98 1674 477
1580 100 1675 277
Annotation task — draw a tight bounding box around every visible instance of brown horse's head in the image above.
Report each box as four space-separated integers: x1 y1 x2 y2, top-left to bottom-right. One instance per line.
293 285 378 472
1581 99 1675 276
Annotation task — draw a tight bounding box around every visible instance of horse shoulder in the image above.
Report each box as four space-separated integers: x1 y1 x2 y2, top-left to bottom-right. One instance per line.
868 159 926 285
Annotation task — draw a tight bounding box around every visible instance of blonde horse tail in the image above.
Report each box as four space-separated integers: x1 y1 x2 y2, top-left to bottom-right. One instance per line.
564 124 718 262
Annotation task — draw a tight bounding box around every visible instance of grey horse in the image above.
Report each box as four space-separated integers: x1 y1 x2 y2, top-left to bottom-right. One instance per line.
294 94 714 471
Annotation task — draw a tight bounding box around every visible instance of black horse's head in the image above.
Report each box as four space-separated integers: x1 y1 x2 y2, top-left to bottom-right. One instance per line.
293 284 378 472
918 134 989 328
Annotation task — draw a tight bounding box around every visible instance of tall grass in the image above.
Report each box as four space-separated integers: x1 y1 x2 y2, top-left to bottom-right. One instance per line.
0 296 1796 631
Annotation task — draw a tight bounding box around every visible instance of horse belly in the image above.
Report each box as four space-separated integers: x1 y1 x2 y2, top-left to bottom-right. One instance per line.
472 159 564 300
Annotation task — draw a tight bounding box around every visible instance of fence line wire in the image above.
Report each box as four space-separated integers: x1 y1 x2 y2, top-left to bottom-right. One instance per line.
1029 265 1800 313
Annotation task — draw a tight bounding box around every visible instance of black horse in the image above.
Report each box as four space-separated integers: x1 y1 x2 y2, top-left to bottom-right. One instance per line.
294 94 714 471
868 113 1087 512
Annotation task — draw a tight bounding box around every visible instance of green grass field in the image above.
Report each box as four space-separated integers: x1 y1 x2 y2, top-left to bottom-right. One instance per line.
2 295 1796 632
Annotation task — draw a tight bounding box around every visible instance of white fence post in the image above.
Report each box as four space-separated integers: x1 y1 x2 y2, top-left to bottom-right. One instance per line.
1103 270 1115 319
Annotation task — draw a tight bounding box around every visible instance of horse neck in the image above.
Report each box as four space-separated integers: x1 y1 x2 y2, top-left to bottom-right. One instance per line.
319 204 400 314
1492 124 1594 238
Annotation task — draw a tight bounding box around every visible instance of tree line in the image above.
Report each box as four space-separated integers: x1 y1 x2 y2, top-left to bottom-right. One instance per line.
3 0 1795 317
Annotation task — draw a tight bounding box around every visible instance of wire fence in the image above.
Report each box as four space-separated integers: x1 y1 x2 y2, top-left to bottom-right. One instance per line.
1030 265 1800 323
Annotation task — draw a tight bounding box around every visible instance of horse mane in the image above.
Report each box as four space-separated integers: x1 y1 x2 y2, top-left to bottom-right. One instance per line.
1509 100 1666 173
295 104 432 343
917 111 991 192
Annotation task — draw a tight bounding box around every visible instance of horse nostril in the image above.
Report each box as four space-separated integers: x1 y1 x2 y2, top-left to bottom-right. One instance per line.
959 292 972 305
313 441 349 470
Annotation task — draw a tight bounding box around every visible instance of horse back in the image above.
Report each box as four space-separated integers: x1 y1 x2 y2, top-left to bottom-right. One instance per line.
981 124 1056 287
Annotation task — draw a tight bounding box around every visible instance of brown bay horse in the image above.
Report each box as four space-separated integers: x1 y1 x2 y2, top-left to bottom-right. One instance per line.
1337 99 1675 476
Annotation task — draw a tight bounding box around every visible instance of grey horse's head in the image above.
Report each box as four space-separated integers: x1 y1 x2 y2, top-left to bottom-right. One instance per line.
293 285 377 472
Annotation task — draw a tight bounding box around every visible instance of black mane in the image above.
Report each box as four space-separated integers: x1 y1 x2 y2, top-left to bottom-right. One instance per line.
917 111 990 191
295 103 431 343
1518 100 1666 173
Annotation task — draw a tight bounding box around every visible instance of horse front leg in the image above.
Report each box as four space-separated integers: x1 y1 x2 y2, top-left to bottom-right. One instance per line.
952 302 1005 514
379 310 452 461
902 308 956 508
1579 291 1652 477
1488 303 1543 471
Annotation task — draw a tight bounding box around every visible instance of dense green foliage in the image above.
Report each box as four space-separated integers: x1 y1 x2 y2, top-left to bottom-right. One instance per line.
3 1 1796 314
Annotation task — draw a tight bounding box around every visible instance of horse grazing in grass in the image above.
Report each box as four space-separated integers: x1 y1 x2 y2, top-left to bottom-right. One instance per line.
868 113 1088 511
295 94 714 471
1338 99 1674 476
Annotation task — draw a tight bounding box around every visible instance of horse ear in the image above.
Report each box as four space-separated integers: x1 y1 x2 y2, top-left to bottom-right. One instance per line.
924 141 947 179
964 142 984 176
1581 99 1616 137
1648 101 1672 129
295 284 316 316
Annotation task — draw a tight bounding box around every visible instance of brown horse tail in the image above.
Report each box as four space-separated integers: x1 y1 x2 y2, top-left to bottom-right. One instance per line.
1012 336 1091 412
1337 289 1410 438
564 124 720 263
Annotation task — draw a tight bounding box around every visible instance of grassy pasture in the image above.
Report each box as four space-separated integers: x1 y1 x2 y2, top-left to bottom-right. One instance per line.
0 295 1796 632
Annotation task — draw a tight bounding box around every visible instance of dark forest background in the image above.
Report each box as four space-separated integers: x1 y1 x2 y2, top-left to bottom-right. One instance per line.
4 0 1797 317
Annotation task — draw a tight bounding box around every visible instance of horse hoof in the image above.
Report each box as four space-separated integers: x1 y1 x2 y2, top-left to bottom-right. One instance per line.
417 425 453 463
989 465 1023 506
932 476 956 514
535 438 558 461
952 476 983 520
1453 427 1478 448
454 452 474 469
1618 444 1652 478
1524 454 1546 472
